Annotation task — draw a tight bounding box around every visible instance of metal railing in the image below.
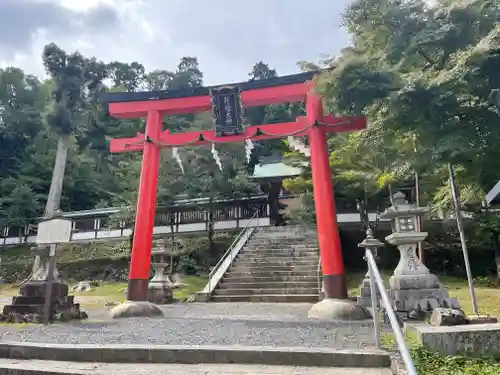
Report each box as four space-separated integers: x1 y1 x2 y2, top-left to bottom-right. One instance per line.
208 210 259 291
365 249 418 375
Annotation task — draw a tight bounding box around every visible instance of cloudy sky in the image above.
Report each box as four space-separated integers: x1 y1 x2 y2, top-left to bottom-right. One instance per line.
0 0 353 85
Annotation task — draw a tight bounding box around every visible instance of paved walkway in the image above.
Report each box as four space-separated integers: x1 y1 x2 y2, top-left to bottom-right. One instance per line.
0 303 384 349
0 359 392 374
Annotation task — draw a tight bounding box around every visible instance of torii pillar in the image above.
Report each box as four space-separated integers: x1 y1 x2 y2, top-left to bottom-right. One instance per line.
102 72 369 320
306 93 368 320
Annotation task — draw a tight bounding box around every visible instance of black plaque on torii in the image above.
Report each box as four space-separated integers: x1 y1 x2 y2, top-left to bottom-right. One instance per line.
210 85 244 136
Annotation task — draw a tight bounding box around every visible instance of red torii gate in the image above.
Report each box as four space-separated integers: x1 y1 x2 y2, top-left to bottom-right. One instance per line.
102 72 366 303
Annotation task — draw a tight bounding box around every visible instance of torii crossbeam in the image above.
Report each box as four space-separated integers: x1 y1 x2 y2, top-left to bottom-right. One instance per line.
102 71 366 306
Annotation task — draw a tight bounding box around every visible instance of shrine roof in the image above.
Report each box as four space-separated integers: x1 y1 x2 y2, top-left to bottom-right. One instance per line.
251 163 302 180
101 71 319 104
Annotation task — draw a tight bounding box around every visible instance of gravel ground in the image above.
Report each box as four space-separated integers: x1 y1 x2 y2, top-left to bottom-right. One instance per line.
0 303 387 349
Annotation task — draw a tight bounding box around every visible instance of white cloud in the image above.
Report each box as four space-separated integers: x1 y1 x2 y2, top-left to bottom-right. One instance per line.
57 0 117 11
0 0 352 85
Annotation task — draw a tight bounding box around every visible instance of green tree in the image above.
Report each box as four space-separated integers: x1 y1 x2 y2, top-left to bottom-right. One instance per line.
303 0 500 273
42 43 108 217
317 0 500 203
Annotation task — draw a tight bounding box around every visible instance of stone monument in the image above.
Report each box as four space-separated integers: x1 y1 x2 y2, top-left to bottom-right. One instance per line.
357 228 384 308
380 192 460 320
147 239 174 304
2 212 86 323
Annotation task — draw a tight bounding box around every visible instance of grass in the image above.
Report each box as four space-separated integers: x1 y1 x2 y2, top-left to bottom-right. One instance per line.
371 272 500 375
72 275 209 309
0 275 209 311
382 330 500 375
382 331 500 374
441 276 500 317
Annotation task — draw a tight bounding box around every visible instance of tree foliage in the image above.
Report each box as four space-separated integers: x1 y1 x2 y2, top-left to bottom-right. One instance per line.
1 1 499 276
282 0 500 211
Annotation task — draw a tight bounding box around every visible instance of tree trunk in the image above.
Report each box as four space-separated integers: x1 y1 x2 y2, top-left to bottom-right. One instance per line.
492 231 500 280
388 184 395 205
28 134 71 284
44 134 71 217
129 228 134 252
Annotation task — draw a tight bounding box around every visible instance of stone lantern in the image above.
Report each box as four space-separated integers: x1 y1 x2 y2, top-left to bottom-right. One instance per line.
147 238 174 304
357 228 384 308
380 192 460 319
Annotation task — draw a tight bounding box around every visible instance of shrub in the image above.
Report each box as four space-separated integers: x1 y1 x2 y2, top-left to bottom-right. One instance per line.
411 346 500 375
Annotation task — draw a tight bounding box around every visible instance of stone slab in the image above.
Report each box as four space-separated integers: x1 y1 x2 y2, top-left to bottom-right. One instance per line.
0 342 391 368
210 294 319 302
359 287 382 297
391 288 450 301
468 315 498 324
405 322 500 356
0 359 393 375
357 297 381 308
430 308 468 326
390 274 440 290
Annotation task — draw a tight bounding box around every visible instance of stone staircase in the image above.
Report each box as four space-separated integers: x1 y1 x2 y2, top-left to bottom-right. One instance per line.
211 226 320 302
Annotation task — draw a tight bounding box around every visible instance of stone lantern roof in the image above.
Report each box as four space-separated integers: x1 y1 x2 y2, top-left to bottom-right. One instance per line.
379 192 428 220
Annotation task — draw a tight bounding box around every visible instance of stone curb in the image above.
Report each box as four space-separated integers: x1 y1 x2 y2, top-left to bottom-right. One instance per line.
0 369 79 375
0 342 391 368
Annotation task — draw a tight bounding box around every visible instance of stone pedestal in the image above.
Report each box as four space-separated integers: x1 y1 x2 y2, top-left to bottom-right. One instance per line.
31 245 59 281
357 278 383 308
387 235 460 318
381 192 461 320
356 229 384 309
1 246 86 323
147 249 173 305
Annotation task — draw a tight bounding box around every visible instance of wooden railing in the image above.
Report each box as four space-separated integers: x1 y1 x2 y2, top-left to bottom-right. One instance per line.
0 196 382 246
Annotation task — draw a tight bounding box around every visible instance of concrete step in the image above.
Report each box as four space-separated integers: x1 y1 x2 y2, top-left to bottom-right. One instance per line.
210 294 320 303
244 248 318 253
234 260 318 267
248 237 318 245
246 242 318 246
250 236 317 241
236 256 319 262
214 288 319 296
242 249 318 255
255 229 317 236
0 344 393 371
223 275 318 282
218 281 319 289
0 358 394 375
252 233 318 241
231 265 318 272
227 270 318 278
253 233 317 237
243 246 319 254
239 254 318 259
251 238 317 243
